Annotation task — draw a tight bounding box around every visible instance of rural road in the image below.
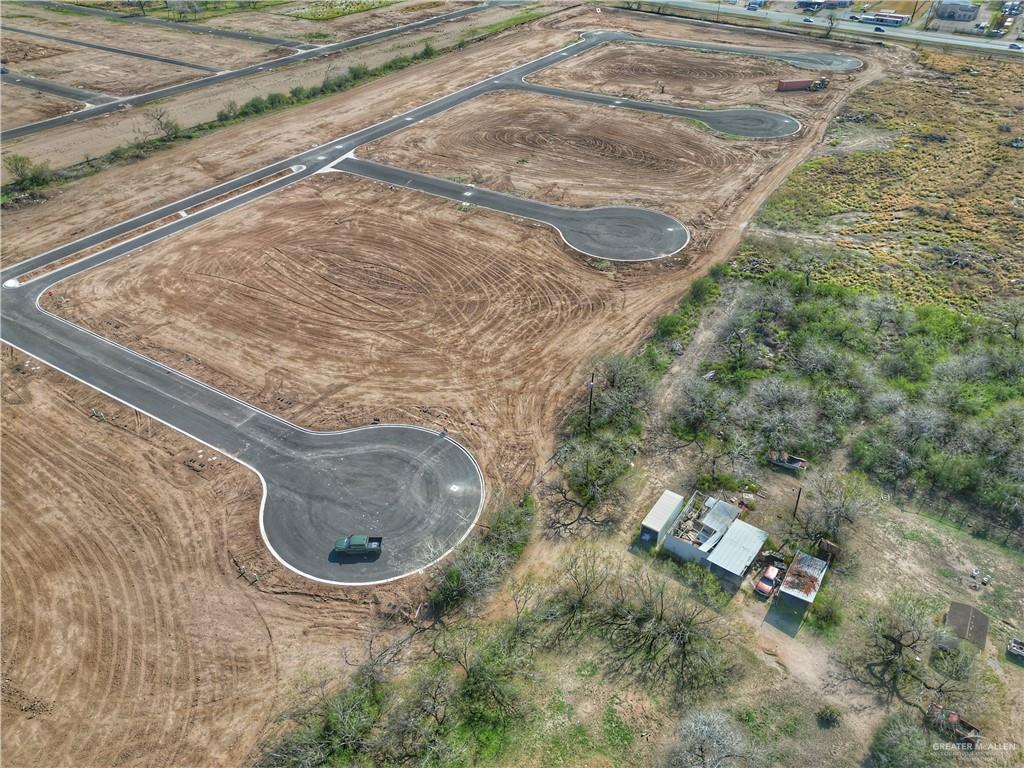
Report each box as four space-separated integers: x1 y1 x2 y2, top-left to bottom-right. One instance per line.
1 31 859 585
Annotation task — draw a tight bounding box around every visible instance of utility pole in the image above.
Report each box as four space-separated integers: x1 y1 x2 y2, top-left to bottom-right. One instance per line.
586 372 596 434
792 486 803 519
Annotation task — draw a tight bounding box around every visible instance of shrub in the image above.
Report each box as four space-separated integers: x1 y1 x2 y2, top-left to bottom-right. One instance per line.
3 154 53 189
805 585 843 635
868 712 952 768
215 100 239 122
428 495 534 612
816 704 841 728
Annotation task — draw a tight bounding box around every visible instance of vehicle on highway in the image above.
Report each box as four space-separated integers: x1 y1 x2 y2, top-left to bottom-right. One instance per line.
874 26 885 31
802 16 814 22
334 534 383 556
849 14 860 19
1011 43 1022 49
755 565 781 598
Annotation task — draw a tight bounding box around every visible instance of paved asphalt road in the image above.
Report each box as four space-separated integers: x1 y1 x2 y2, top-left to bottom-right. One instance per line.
0 1 491 141
0 30 857 584
3 24 221 72
646 0 1024 53
0 71 118 105
334 157 690 260
510 80 800 138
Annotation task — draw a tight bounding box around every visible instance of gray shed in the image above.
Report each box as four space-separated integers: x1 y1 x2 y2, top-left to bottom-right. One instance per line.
638 490 685 550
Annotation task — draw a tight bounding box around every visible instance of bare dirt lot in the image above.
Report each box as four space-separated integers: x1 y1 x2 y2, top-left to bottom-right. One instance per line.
0 31 203 97
0 347 410 768
0 18 574 263
0 32 72 64
0 3 282 70
0 83 81 132
204 0 466 42
531 42 840 120
362 89 792 225
0 3 539 179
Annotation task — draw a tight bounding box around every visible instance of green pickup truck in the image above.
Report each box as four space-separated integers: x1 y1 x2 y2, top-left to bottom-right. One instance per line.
334 535 383 556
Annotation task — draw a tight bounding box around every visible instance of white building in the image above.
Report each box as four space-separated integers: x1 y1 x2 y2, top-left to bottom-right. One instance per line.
640 491 768 587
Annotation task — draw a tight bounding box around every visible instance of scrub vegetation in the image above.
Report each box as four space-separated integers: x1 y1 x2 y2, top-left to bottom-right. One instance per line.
753 50 1024 309
290 0 401 22
548 273 723 536
671 255 1024 546
259 544 740 768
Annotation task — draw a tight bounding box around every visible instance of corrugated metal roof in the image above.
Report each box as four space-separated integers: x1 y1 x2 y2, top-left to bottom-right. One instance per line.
641 490 685 534
703 497 741 532
706 519 768 576
779 551 828 602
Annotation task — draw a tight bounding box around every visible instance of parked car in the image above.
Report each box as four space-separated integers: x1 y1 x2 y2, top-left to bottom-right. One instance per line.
802 16 814 22
874 26 885 31
334 534 382 557
849 13 860 19
755 565 781 598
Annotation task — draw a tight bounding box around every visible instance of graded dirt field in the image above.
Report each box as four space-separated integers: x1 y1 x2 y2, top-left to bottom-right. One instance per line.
530 42 838 120
0 18 574 263
0 347 410 768
362 89 791 226
0 31 203 97
47 173 689 493
1 3 283 69
0 82 80 131
0 32 72 64
203 0 467 42
0 2 538 177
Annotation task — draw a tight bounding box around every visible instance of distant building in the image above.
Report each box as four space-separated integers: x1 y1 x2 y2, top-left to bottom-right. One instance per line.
935 0 982 21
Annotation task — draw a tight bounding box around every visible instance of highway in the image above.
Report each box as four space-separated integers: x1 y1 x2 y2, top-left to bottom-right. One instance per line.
0 31 859 585
647 0 1024 54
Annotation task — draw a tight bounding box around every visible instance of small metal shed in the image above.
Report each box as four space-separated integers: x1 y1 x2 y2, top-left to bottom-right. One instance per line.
706 519 769 584
779 551 828 604
638 490 685 550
